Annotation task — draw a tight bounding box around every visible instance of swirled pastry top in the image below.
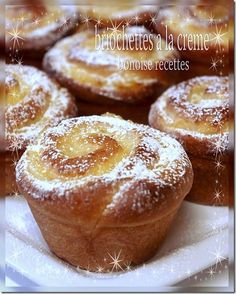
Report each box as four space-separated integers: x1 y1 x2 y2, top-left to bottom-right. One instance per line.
16 115 193 227
80 5 157 26
149 76 232 157
43 26 179 103
6 5 79 51
6 65 77 151
156 3 233 56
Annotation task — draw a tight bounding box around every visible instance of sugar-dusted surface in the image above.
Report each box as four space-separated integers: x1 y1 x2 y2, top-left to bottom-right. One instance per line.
6 65 77 151
80 5 157 23
43 26 178 103
149 76 231 156
16 115 193 225
156 5 233 54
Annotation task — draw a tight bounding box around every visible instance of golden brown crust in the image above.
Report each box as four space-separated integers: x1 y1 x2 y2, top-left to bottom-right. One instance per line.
27 196 178 271
149 76 232 206
43 26 179 104
16 115 193 271
6 5 80 58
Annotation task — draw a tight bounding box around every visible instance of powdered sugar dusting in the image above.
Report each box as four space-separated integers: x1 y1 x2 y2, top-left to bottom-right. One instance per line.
43 26 178 103
6 65 77 151
150 76 230 155
16 115 192 220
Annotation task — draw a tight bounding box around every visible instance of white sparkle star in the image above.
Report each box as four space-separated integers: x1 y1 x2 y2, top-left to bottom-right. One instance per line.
212 137 227 155
208 12 215 25
149 13 159 26
132 14 141 25
107 19 123 34
15 55 23 66
207 266 216 279
124 260 132 271
108 249 123 271
60 17 71 31
215 159 224 170
96 265 104 273
8 24 25 49
81 14 91 27
209 57 219 71
211 247 227 266
11 158 18 168
14 56 24 72
213 190 223 203
32 17 40 26
212 24 227 48
95 18 102 27
11 189 22 200
125 19 131 28
17 12 28 25
9 137 23 156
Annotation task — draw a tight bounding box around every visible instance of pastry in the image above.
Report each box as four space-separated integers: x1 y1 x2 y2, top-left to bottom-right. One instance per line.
0 60 4 196
155 1 233 70
4 64 78 195
6 3 80 59
43 26 179 105
16 114 193 272
149 76 232 206
0 6 4 55
80 5 157 27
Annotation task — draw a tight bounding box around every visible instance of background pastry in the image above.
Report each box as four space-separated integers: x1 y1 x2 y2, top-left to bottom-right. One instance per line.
6 2 80 59
16 114 193 272
0 6 4 56
154 1 233 75
43 26 179 123
4 64 78 195
79 5 157 27
149 75 232 206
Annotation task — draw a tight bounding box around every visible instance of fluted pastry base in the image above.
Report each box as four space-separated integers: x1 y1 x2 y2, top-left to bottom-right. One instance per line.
185 154 230 206
26 197 179 272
